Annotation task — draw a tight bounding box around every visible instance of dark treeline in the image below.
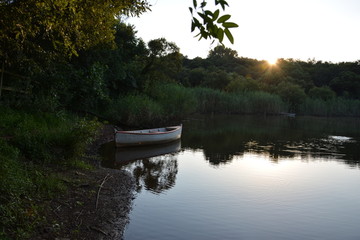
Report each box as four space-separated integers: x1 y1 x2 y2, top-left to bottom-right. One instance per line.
2 22 360 126
184 47 360 99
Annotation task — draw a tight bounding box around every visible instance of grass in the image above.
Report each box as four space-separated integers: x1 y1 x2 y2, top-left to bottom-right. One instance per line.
0 106 100 239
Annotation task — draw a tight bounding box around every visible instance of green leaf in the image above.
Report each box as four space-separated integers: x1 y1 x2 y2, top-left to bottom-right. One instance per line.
222 22 239 28
205 10 213 17
208 24 218 35
198 12 212 23
191 21 196 32
189 7 193 14
193 17 200 26
219 0 229 10
193 0 197 8
213 9 220 21
217 28 224 43
217 14 231 23
200 1 207 8
224 28 234 44
198 12 206 22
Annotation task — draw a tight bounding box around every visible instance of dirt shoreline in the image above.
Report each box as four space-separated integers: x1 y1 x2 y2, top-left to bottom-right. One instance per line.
35 125 135 240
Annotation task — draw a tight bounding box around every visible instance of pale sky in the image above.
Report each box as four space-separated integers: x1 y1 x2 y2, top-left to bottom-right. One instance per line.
126 0 360 63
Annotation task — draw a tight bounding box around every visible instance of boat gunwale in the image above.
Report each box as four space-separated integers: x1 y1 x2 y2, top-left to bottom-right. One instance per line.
115 125 181 136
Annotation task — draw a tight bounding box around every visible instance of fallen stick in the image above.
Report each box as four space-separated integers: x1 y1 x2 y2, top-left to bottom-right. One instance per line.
95 174 112 210
90 226 108 236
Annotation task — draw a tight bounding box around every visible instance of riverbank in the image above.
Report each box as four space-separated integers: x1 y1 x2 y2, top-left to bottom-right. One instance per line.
33 125 135 240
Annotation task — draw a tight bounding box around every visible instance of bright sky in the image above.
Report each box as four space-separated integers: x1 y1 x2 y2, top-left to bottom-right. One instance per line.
126 0 360 63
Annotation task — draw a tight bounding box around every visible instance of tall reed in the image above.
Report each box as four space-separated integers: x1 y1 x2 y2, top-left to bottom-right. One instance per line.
191 87 287 114
299 98 360 117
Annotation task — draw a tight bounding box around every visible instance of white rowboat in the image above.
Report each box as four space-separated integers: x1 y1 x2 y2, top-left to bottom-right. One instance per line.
115 125 182 147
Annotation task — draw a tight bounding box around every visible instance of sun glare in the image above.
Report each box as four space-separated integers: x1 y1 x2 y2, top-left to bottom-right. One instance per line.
267 58 278 65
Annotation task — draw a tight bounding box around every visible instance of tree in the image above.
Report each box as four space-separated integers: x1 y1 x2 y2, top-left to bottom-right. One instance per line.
308 86 336 100
329 71 360 98
141 38 182 89
276 82 306 112
0 0 151 65
207 45 238 72
225 75 259 93
201 69 231 90
0 0 151 105
187 68 207 87
279 59 313 91
74 23 149 95
208 45 238 58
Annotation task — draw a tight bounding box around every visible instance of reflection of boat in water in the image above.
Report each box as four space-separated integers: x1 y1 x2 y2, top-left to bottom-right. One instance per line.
115 140 181 165
279 112 296 117
115 125 182 147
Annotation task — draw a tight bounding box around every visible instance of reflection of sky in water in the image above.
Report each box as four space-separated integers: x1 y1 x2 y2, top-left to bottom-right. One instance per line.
124 149 360 240
328 135 353 142
103 116 360 240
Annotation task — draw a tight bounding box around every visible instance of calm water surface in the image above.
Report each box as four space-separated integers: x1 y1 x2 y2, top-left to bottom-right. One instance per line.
101 115 360 240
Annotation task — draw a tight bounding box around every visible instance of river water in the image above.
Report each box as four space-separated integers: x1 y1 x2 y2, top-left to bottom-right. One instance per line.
101 115 360 240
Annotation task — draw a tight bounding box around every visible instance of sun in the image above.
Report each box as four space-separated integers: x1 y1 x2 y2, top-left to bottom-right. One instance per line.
267 57 278 65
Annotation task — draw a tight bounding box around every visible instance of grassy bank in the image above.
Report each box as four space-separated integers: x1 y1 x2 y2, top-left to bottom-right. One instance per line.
0 107 100 239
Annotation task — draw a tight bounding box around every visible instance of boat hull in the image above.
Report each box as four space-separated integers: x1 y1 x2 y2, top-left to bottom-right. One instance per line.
115 125 182 147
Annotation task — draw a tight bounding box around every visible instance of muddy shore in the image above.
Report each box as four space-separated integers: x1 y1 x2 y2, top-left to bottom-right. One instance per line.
35 125 135 240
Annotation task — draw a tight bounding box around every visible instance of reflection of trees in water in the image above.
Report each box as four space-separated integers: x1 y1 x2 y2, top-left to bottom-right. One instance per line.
201 138 360 167
130 155 178 194
99 141 181 194
183 115 360 167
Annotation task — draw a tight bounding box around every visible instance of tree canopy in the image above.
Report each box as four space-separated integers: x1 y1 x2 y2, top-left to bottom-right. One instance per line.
0 0 151 64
